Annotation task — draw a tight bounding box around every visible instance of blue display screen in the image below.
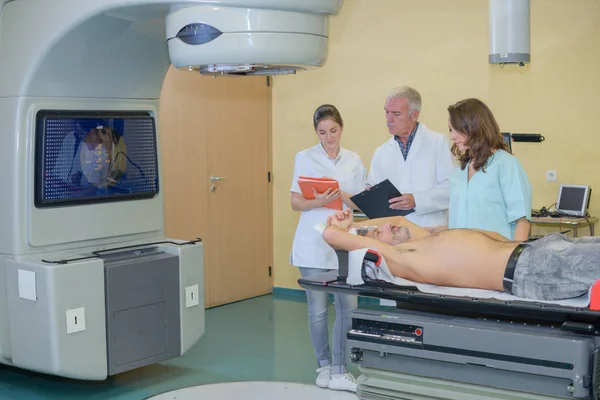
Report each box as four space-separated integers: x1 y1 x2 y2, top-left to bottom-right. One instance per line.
35 111 159 207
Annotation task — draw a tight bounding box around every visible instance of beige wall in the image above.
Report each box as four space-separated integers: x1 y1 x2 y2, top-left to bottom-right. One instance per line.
272 0 600 289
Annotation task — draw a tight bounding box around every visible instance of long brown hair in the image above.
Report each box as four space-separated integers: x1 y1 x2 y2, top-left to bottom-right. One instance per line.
447 98 509 171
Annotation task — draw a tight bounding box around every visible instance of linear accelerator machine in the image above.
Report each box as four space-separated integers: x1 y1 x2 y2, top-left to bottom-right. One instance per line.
0 0 342 380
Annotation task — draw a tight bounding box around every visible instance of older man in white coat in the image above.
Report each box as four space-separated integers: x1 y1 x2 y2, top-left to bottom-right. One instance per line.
367 86 456 228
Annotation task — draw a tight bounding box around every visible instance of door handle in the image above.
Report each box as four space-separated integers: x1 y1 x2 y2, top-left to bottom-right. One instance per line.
210 176 227 182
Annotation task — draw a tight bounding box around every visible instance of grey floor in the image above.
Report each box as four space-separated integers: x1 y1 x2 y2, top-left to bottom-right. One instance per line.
0 290 370 400
147 382 358 400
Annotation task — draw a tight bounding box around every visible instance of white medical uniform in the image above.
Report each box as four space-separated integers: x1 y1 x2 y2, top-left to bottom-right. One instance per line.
367 123 457 227
290 144 366 270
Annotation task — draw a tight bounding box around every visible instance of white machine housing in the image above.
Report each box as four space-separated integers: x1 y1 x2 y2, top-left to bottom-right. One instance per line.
166 5 332 75
489 0 530 65
0 0 342 380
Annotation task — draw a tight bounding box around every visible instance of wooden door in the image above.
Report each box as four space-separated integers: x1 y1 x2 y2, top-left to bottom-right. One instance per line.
159 67 273 308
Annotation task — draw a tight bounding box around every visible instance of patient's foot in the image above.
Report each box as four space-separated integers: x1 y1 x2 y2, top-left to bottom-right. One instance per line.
315 365 331 388
328 372 357 392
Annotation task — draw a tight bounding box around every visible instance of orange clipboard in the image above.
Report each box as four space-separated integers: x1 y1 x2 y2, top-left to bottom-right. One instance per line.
297 176 343 210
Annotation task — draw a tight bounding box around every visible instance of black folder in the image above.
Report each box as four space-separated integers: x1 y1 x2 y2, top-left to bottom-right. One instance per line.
350 179 415 219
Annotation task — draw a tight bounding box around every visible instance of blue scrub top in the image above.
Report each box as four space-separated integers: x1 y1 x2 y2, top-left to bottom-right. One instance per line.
448 150 532 240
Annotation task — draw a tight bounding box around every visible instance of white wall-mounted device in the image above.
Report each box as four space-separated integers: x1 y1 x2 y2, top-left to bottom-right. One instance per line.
489 0 530 66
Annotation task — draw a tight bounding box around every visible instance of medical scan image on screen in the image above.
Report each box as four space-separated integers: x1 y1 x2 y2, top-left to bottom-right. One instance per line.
35 112 159 207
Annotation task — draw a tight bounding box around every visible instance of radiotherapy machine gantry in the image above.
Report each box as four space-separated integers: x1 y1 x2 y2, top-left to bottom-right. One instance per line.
0 0 343 380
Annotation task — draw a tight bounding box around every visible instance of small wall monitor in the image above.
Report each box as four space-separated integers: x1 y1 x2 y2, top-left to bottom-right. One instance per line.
556 184 592 217
35 110 160 207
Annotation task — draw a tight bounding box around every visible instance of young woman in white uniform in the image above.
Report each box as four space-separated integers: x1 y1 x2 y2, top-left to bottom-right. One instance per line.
290 104 366 393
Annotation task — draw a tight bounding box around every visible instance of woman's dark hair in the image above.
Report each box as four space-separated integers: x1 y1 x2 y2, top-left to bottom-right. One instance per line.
313 104 344 130
447 98 509 171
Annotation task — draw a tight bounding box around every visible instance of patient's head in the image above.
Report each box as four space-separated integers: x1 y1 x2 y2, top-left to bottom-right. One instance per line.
358 223 411 245
355 226 376 236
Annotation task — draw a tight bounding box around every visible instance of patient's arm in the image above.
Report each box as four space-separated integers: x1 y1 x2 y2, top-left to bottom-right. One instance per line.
323 226 420 280
353 216 431 239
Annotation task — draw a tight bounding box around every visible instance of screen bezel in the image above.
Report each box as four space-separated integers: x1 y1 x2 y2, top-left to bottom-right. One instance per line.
556 184 590 217
34 110 160 208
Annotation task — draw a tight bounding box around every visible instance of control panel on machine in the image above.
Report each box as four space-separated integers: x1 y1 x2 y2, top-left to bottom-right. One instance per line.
348 318 424 348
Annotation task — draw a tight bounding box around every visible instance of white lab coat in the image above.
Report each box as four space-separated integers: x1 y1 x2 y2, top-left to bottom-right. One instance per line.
367 123 457 227
290 144 367 270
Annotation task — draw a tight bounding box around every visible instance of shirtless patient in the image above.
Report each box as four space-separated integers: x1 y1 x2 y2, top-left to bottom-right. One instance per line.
324 210 600 301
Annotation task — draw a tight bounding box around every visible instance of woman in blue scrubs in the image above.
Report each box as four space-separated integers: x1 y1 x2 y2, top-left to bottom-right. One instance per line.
446 98 532 241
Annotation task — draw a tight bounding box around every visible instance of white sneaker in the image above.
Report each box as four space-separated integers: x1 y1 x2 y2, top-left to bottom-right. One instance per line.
328 372 357 392
315 365 332 388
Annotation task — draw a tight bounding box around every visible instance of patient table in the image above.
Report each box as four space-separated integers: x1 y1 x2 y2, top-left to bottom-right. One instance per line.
298 250 600 399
